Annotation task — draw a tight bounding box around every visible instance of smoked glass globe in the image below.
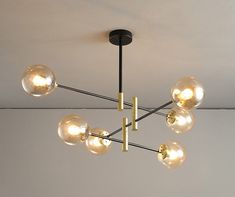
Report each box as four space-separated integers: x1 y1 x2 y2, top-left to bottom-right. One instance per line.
85 128 111 155
58 114 89 145
22 64 56 97
171 76 204 110
166 107 195 134
158 141 186 169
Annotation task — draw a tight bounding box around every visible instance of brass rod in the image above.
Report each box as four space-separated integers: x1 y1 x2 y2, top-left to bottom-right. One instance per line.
122 117 128 152
118 92 124 111
108 101 173 137
132 96 138 131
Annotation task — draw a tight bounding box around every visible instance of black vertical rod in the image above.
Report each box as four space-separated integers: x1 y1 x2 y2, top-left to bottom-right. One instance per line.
119 36 122 93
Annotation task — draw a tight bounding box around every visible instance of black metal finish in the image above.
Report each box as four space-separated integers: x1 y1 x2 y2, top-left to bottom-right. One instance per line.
91 133 159 153
119 37 122 92
109 29 132 93
57 84 167 116
107 101 173 137
109 29 132 46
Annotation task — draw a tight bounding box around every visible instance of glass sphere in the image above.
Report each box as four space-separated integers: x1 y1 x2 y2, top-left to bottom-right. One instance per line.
166 107 195 134
22 64 56 97
171 76 204 110
58 114 89 145
85 128 111 155
158 141 186 169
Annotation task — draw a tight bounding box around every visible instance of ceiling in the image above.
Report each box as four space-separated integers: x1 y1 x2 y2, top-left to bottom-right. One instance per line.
1 0 235 108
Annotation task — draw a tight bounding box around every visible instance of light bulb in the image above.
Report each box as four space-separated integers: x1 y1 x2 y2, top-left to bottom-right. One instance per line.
22 64 56 97
158 141 186 169
58 114 89 145
166 107 195 134
171 76 204 110
85 128 111 155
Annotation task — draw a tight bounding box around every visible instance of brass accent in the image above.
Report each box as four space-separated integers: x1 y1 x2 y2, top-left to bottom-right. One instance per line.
118 92 124 111
122 117 128 152
132 96 138 131
158 144 168 160
166 110 176 125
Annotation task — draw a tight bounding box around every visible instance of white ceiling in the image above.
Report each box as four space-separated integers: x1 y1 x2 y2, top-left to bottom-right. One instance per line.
1 0 235 108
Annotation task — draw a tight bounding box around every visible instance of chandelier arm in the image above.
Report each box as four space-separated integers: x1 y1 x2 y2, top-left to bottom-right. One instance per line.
57 84 167 116
90 133 159 153
107 100 173 137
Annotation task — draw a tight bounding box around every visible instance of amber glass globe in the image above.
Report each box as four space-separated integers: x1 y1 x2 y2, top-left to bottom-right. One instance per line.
166 107 195 134
58 114 89 145
85 128 111 155
158 141 186 169
22 64 56 97
171 76 204 110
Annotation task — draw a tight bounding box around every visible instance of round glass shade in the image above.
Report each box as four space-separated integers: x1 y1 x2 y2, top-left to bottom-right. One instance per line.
166 107 195 134
22 64 56 97
85 128 111 155
158 141 186 169
58 114 89 145
171 76 204 110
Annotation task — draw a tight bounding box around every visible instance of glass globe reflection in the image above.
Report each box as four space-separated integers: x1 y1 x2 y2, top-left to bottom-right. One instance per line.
158 141 186 169
22 64 56 97
58 114 89 145
85 128 111 155
166 107 195 134
171 76 204 110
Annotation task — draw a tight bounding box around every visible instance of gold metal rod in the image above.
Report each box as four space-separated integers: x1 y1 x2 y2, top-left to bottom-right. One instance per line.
122 117 128 152
108 101 173 137
132 96 138 131
118 92 124 111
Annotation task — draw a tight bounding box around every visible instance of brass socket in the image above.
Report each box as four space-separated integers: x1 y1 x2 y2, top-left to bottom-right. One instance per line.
158 144 168 159
118 92 124 111
132 96 138 131
122 117 128 152
166 110 176 125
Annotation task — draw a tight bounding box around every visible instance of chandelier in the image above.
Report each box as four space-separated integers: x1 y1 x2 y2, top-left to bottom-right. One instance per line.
21 29 204 169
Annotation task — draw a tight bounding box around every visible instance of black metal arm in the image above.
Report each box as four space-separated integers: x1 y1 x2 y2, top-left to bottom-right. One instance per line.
57 84 167 116
91 132 159 153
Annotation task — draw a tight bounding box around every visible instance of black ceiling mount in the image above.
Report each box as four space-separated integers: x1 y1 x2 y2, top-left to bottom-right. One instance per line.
109 29 132 46
109 29 133 109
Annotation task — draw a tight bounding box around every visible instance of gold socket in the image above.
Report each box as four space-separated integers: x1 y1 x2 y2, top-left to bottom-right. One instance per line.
166 110 176 125
132 96 138 131
158 144 168 160
122 117 128 152
118 92 124 111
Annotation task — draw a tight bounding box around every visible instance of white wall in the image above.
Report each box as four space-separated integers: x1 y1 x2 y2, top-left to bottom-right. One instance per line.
0 109 234 197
